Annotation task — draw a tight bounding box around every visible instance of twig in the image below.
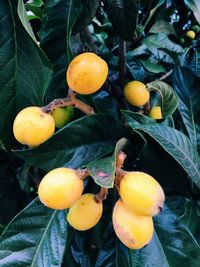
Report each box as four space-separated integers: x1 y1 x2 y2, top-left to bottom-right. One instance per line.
42 95 94 115
118 39 126 88
76 169 89 180
159 69 173 81
115 152 127 191
83 26 98 53
94 187 108 203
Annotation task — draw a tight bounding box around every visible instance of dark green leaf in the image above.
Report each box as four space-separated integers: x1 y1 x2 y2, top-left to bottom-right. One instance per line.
40 0 82 100
154 197 200 267
0 0 52 149
140 59 166 74
73 1 100 33
122 110 200 189
142 34 184 64
0 198 67 266
173 65 200 150
147 80 179 117
87 138 129 188
149 20 176 36
104 0 138 41
26 4 44 19
14 114 128 171
184 0 200 24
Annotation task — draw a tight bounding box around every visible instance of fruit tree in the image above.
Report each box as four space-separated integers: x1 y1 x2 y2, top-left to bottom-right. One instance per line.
0 0 200 266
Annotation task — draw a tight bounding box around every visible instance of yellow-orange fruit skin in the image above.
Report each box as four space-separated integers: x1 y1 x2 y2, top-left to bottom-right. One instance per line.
120 172 165 216
186 30 195 40
67 194 103 231
13 106 55 147
66 52 108 95
38 168 84 210
113 199 154 249
124 81 150 107
148 106 162 119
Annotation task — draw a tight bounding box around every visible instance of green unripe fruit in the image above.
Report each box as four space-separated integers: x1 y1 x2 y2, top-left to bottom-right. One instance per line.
180 37 185 45
192 25 200 33
186 30 196 40
51 107 74 128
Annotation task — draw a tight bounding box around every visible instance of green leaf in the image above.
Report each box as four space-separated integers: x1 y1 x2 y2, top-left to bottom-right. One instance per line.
87 156 116 188
0 0 52 149
18 0 37 42
142 34 184 64
26 4 44 19
14 114 128 171
184 0 200 24
140 59 166 74
73 0 100 33
147 80 179 117
40 0 82 100
0 198 68 266
122 110 200 189
149 20 176 36
104 0 138 41
87 138 129 188
154 197 200 266
173 65 200 150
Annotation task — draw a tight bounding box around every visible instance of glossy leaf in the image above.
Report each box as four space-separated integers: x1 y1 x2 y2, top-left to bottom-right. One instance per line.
147 80 179 117
87 138 129 188
0 198 67 266
14 114 128 171
173 65 200 150
18 0 37 42
154 197 200 267
104 0 138 41
123 110 200 189
0 0 52 149
40 0 82 100
184 0 200 24
150 20 176 36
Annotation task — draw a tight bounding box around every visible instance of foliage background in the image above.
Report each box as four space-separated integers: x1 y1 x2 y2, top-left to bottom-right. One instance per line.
0 0 200 266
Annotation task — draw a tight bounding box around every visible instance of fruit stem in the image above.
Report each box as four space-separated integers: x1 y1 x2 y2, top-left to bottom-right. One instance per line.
115 152 127 191
159 69 173 81
94 187 108 203
144 101 151 114
42 92 94 115
76 169 89 180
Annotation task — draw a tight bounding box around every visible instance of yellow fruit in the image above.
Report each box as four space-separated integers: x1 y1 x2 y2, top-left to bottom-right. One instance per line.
124 81 150 107
66 52 108 95
112 199 153 249
13 106 55 147
148 106 162 119
51 107 74 128
120 172 165 216
67 193 103 230
186 30 195 40
38 167 84 210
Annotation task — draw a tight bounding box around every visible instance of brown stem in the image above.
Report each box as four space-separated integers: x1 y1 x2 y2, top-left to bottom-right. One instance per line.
116 151 127 170
159 69 173 81
94 187 108 203
83 26 98 53
115 169 126 192
118 39 126 88
143 101 151 114
42 96 94 115
76 169 89 180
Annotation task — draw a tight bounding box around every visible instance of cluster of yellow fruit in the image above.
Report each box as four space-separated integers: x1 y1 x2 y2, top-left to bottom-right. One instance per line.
124 80 162 119
13 53 108 147
38 166 164 250
38 167 103 231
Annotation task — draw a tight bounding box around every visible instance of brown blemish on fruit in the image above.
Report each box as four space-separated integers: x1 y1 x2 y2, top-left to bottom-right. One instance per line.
113 217 136 246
